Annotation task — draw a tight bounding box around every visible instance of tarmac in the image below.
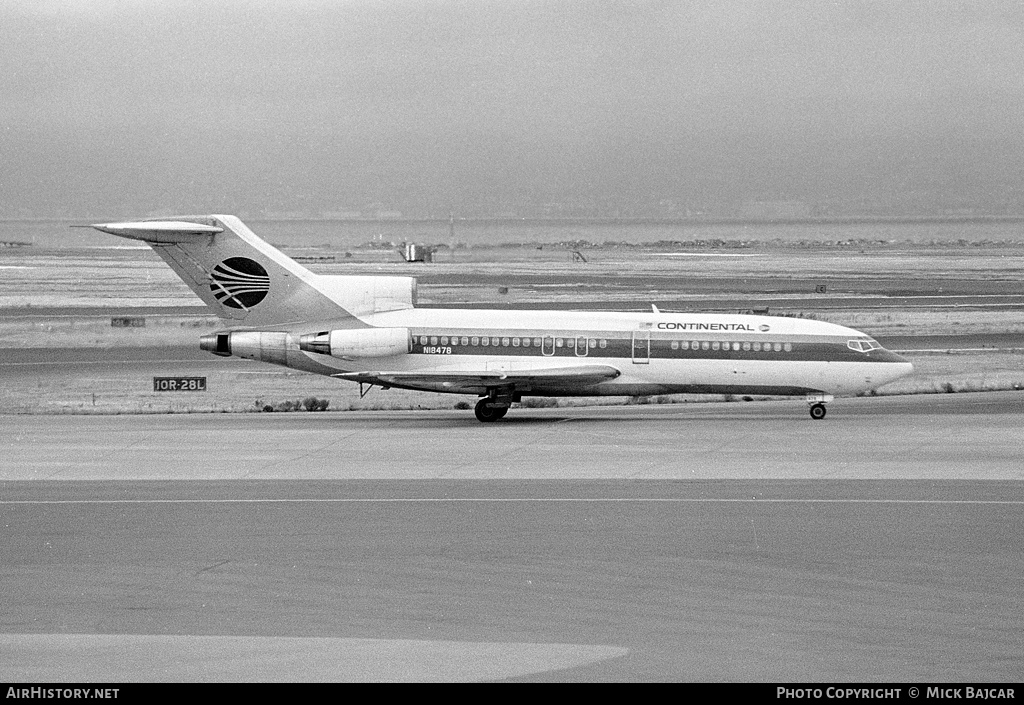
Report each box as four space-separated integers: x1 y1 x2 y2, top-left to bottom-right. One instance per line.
2 393 1023 681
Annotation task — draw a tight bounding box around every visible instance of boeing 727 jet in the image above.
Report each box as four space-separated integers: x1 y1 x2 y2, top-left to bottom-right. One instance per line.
88 215 913 421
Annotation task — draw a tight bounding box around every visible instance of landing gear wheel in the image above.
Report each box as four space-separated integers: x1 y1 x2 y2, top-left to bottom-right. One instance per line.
809 403 827 420
475 398 508 422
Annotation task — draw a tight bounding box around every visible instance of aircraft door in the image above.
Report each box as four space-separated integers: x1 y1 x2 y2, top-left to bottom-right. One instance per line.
575 336 589 357
542 336 555 356
632 329 650 364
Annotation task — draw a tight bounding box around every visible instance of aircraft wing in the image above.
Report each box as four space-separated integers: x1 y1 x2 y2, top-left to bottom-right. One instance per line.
333 364 621 394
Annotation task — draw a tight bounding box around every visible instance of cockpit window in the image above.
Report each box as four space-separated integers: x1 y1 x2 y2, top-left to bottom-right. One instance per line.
847 338 882 353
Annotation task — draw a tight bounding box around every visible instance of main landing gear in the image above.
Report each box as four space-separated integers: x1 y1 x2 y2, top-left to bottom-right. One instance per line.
806 394 833 420
474 398 509 422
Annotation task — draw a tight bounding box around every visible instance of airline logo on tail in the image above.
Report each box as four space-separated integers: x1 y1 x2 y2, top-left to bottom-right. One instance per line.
210 257 270 309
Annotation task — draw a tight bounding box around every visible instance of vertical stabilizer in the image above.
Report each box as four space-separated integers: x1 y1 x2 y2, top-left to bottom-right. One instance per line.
89 215 353 327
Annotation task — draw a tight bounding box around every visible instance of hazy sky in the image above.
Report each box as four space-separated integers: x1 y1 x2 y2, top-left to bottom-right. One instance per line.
2 0 1023 217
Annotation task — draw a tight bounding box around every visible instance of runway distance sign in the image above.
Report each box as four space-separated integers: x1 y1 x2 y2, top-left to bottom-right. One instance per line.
153 377 207 392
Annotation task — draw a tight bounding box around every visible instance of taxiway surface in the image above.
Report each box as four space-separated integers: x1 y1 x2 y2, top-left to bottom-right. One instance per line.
2 392 1023 480
2 393 1023 682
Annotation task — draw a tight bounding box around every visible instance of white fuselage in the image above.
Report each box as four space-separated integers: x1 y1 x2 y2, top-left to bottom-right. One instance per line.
278 308 913 398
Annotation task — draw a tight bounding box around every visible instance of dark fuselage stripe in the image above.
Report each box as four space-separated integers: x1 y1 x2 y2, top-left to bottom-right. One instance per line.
409 334 904 364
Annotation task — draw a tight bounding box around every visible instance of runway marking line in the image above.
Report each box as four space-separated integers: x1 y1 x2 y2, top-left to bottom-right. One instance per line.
2 498 1022 506
0 633 629 682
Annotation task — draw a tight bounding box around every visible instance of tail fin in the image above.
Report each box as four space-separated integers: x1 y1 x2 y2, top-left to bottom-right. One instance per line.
89 215 415 328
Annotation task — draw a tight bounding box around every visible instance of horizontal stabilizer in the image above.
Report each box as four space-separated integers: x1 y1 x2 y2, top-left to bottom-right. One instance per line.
80 220 224 243
334 364 621 394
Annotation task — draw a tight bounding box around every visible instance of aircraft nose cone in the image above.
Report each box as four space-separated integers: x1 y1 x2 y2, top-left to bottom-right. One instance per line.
893 351 913 372
868 349 914 386
885 357 914 384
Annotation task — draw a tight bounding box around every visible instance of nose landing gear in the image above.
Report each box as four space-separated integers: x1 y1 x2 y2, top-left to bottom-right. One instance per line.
806 394 833 420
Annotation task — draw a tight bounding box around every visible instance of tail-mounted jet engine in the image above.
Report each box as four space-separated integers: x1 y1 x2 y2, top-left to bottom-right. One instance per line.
201 328 411 362
298 328 411 359
199 331 289 364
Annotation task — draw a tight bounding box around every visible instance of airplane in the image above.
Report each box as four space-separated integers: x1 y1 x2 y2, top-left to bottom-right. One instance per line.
86 215 913 421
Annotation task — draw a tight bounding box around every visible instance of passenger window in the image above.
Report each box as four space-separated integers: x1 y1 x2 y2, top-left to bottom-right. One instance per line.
555 338 564 347
491 337 499 346
430 337 438 346
599 339 607 348
502 337 510 347
681 341 689 350
471 337 479 346
589 339 597 348
534 337 542 347
774 343 782 352
671 341 679 350
441 337 449 346
702 341 710 350
461 337 469 346
512 337 520 347
784 343 792 352
742 342 750 351
712 341 720 351
481 337 489 347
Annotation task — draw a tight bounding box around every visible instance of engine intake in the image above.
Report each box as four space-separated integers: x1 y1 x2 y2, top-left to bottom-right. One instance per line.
199 332 232 357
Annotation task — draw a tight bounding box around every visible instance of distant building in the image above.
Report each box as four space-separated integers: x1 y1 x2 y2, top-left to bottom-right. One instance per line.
399 243 433 263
